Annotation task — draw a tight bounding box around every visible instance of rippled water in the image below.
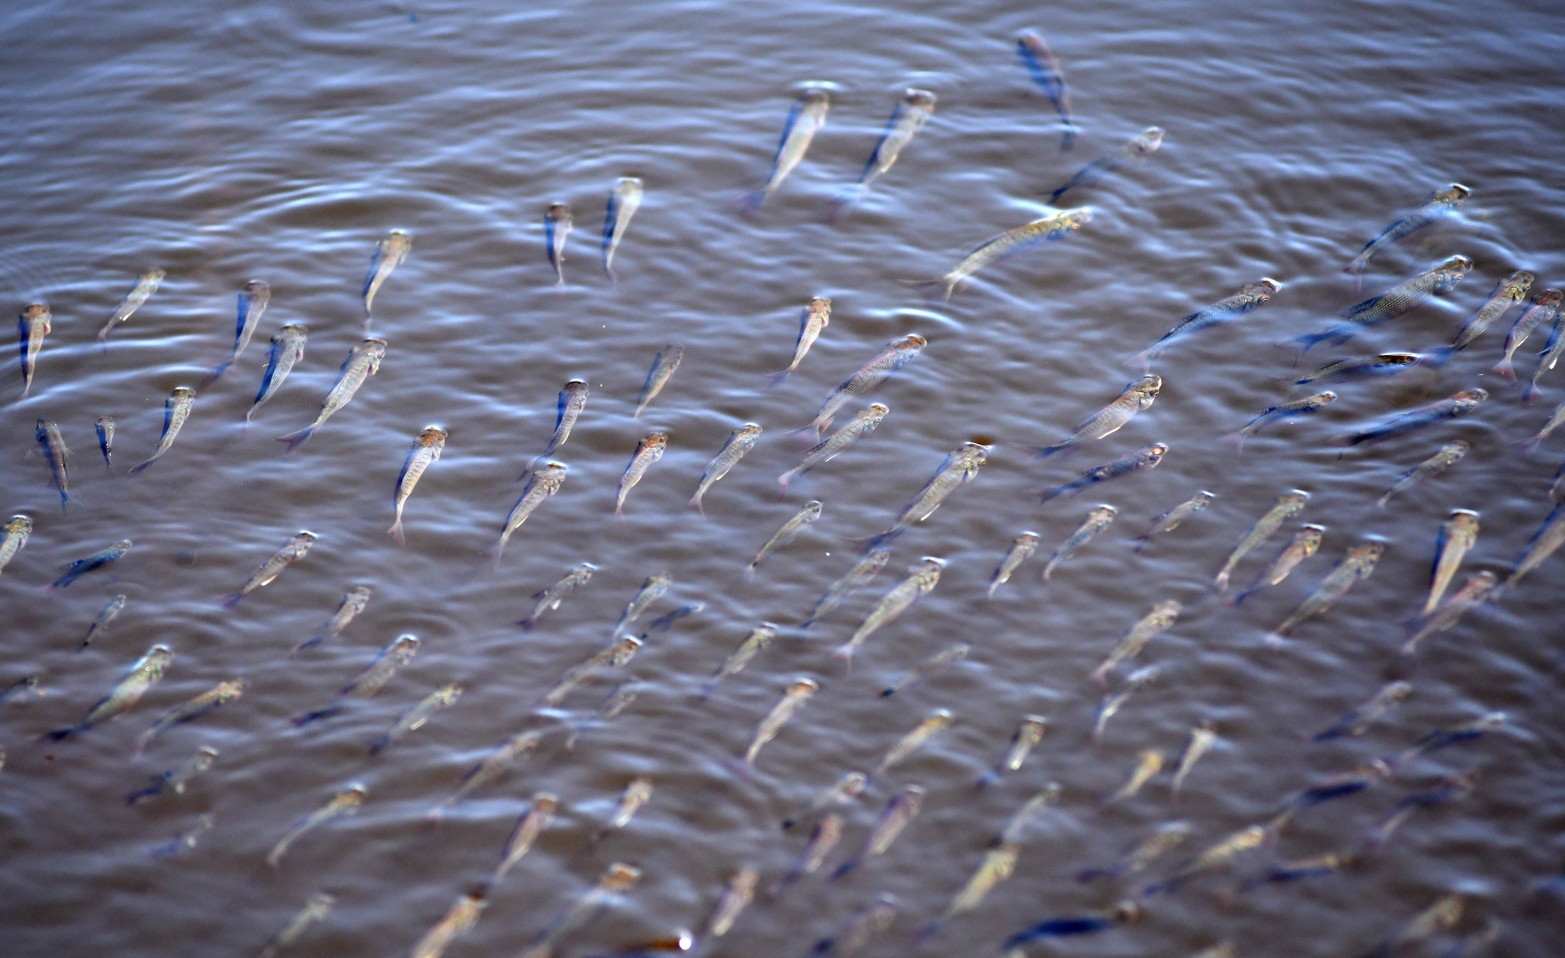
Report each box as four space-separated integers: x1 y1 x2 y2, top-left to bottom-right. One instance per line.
3 1 1564 956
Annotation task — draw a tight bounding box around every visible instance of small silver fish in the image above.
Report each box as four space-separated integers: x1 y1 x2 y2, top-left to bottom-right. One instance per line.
151 812 215 858
126 744 219 806
744 677 818 766
834 557 943 664
520 562 596 631
876 441 987 541
293 585 373 656
36 417 71 511
1091 599 1180 684
928 208 1092 302
1076 821 1192 882
1314 680 1413 742
1016 29 1076 149
702 867 759 939
1231 523 1325 606
292 633 419 726
430 728 546 816
542 379 588 459
362 229 412 320
782 770 867 831
747 500 822 575
978 714 1048 787
1104 748 1163 804
1048 126 1163 204
18 303 50 398
612 572 672 635
808 894 897 958
1042 504 1116 582
564 679 640 750
127 385 197 475
1376 440 1467 509
1142 824 1266 896
599 775 655 837
493 792 559 882
602 176 644 282
135 677 246 756
95 415 114 475
247 324 308 423
388 426 447 546
496 460 567 561
266 784 367 869
938 842 1019 924
1295 255 1474 356
770 813 843 898
1502 501 1565 592
881 643 968 698
276 338 386 453
1493 287 1562 383
1393 712 1505 770
873 709 953 777
1337 388 1486 447
1170 722 1218 800
540 635 642 708
224 531 316 608
1132 490 1215 552
1026 374 1162 457
98 268 165 343
772 296 832 383
690 422 762 514
1519 398 1565 457
523 862 641 956
210 279 270 382
779 402 887 492
1450 269 1533 351
1130 279 1282 368
831 784 924 880
615 432 668 516
1295 351 1423 385
633 343 684 419
53 539 133 590
1275 541 1385 638
637 600 704 641
800 547 891 630
46 643 172 741
369 682 463 755
750 87 830 210
832 89 937 217
1039 442 1166 505
1426 508 1479 614
1232 390 1336 451
1365 893 1465 958
1214 489 1310 591
1345 183 1470 277
1403 570 1498 656
999 783 1063 844
0 514 33 576
1092 664 1160 741
988 530 1040 597
258 891 335 958
804 334 926 437
545 203 572 287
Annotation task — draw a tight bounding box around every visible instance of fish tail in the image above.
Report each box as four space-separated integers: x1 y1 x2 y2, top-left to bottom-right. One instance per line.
766 369 792 389
126 457 155 476
1131 536 1150 553
1492 356 1517 382
1423 345 1457 368
517 616 538 631
220 592 245 610
1048 184 1069 204
688 493 705 516
829 858 859 882
291 706 339 727
275 425 316 454
831 642 856 672
367 736 390 756
43 725 80 742
200 362 231 389
1059 125 1077 152
1516 434 1543 458
387 519 405 546
1523 381 1544 405
1214 569 1231 592
1344 253 1368 277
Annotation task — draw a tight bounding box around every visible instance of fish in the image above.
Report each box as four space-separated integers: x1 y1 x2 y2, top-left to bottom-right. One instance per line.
782 770 868 832
998 783 1063 844
1141 824 1266 896
1403 569 1498 656
614 432 668 516
524 862 641 956
778 402 887 492
223 531 316 608
564 679 641 750
292 633 420 725
1296 351 1424 385
1293 255 1474 356
208 279 270 383
932 842 1019 931
1236 852 1356 892
126 744 218 807
35 417 71 511
17 303 50 398
874 709 953 777
1048 126 1163 203
1314 680 1414 742
258 892 335 958
493 792 559 883
369 682 463 755
1492 287 1562 382
51 538 132 590
1362 893 1465 958
429 728 547 816
1214 489 1310 591
1230 523 1325 606
545 203 572 287
744 677 818 766
831 89 936 217
246 324 308 423
601 176 644 281
1042 504 1117 582
0 674 41 706
150 812 215 858
597 775 655 840
387 426 447 545
833 556 943 664
1345 182 1470 277
831 784 924 880
1527 307 1565 403
45 643 172 740
701 867 759 939
276 338 387 453
1129 279 1283 368
1091 599 1180 685
925 208 1091 302
1016 29 1076 148
540 636 642 708
881 643 968 698
803 333 925 437
98 268 165 343
495 460 567 561
749 87 830 210
266 784 366 869
690 422 762 514
873 441 987 543
1337 388 1487 447
1377 440 1468 509
408 888 486 958
1039 442 1166 505
1001 902 1141 947
1426 508 1479 614
1092 664 1160 741
135 678 246 755
700 624 777 699
637 600 704 640
800 547 890 630
95 415 115 474
0 515 33 576
772 297 831 384
127 385 197 475
977 715 1047 788
1499 501 1565 593
362 229 411 320
1170 722 1218 800
1275 540 1385 638
986 531 1041 598
807 894 897 958
633 343 683 419
1075 821 1192 882
293 585 374 656
1518 398 1565 457
519 562 596 631
1231 390 1336 451
542 379 589 458
1023 374 1162 458
1104 749 1164 804
1363 772 1475 852
611 572 672 635
770 813 843 899
1449 269 1533 351
1391 712 1505 771
1133 490 1216 552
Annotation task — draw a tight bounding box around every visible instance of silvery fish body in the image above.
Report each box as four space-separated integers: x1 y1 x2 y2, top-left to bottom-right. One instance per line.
1450 269 1532 350
779 403 886 491
520 562 596 631
497 461 567 560
387 426 447 545
1345 183 1470 276
247 324 308 423
1028 374 1161 456
542 379 588 457
1338 389 1486 447
1133 490 1215 551
747 500 822 575
751 87 830 209
36 417 71 510
210 279 270 381
934 208 1091 302
18 303 50 398
276 338 386 453
1016 29 1076 149
834 557 943 663
128 385 197 475
832 90 936 216
1276 541 1385 637
1376 440 1468 509
1048 126 1162 203
544 202 572 287
774 296 831 382
0 515 32 576
601 176 644 280
98 268 164 343
266 785 367 869
1214 490 1309 591
1296 255 1473 355
293 585 373 656
988 530 1040 597
47 643 172 740
224 531 316 607
362 230 411 319
633 343 683 419
691 422 762 513
1426 509 1479 614
1131 279 1281 368
1231 523 1325 605
805 334 925 437
1042 504 1116 582
614 432 667 516
1039 442 1166 504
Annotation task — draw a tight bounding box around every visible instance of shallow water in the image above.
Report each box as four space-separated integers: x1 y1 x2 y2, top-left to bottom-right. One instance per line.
2 1 1564 956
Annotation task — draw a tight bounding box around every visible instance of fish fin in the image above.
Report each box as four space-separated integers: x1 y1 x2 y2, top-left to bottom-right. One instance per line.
220 592 245 610
387 520 405 547
831 642 855 672
275 425 316 454
199 363 231 389
1037 486 1062 505
688 494 705 516
517 617 538 631
1059 125 1078 152
826 186 867 225
291 706 339 727
1491 357 1517 382
1516 435 1543 458
1523 382 1544 405
126 458 154 476
766 369 792 389
1344 253 1368 277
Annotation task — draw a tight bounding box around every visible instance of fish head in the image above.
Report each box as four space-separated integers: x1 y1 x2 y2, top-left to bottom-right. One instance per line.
798 87 832 108
1134 373 1163 395
1255 277 1285 296
1133 127 1165 153
5 515 31 534
1435 183 1472 203
899 333 929 350
1140 442 1169 463
803 499 824 519
1279 490 1311 509
417 426 448 445
1452 388 1488 405
532 792 560 814
602 862 643 891
903 88 937 108
785 677 820 697
222 678 250 696
1110 900 1144 923
146 268 168 283
1090 504 1118 521
391 634 420 653
546 202 572 223
808 295 832 315
293 531 319 547
22 303 50 330
1503 270 1535 296
644 432 670 451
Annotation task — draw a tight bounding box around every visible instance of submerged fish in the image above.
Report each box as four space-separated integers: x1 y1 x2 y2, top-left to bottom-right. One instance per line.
1502 501 1565 593
1133 490 1216 552
223 531 316 608
564 679 640 750
209 279 270 382
542 379 589 458
1231 390 1336 451
881 643 968 698
1527 306 1565 403
999 783 1064 845
294 585 373 656
95 415 114 474
496 461 567 560
519 562 596 631
430 728 547 816
598 775 655 839
1142 825 1266 896
246 324 308 423
1170 722 1218 800
258 892 335 958
612 572 672 635
1002 901 1141 947
292 633 419 726
749 87 830 210
362 229 411 320
633 343 683 420
744 677 818 766
832 89 936 217
1075 821 1192 882
1362 893 1465 958
831 784 924 880
800 547 891 630
988 530 1040 597
1038 442 1166 505
151 812 215 858
690 422 762 514
637 601 703 641
1092 664 1160 741
1275 540 1385 638
369 682 463 755
17 303 50 398
772 297 831 384
266 784 367 869
702 867 759 940
1214 489 1310 591
1043 504 1117 582
1426 508 1479 614
1403 569 1497 656
126 744 219 806
1231 523 1325 606
1129 279 1282 368
926 207 1091 302
493 792 559 882
1345 182 1470 277
875 441 987 542
1363 773 1475 851
51 538 132 590
932 841 1019 931
276 338 386 453
524 862 641 956
978 714 1048 787
135 678 246 755
1295 255 1473 356
700 624 778 699
1016 29 1076 149
1024 374 1162 457
771 813 843 898
1091 599 1180 684
602 176 644 282
1392 712 1505 770
540 636 641 708
545 203 572 287
803 333 925 437
782 770 868 832
1450 269 1533 351
1296 351 1423 385
1104 748 1164 804
834 557 944 664
98 268 165 343
128 385 197 475
0 515 32 576
1492 287 1562 382
614 432 668 516
46 643 172 740
1314 680 1414 742
1048 126 1163 204
779 403 886 492
873 709 953 777
35 417 71 511
747 499 822 575
1376 440 1468 509
388 426 447 545
808 894 897 958
1336 388 1486 447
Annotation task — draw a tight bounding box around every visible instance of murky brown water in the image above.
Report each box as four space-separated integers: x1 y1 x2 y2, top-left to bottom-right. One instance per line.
2 1 1564 956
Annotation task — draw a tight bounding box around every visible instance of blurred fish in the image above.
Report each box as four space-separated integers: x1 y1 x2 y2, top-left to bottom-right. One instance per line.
564 679 640 750
1494 288 1564 382
17 303 49 398
1043 504 1117 582
803 334 925 437
1129 279 1282 369
1315 680 1413 742
45 643 171 741
1426 509 1479 613
873 441 987 544
540 635 641 708
1092 664 1160 741
258 891 335 958
0 674 41 705
772 296 831 385
1038 442 1166 505
612 572 672 635
98 268 164 343
1091 599 1181 685
1075 821 1191 882
748 87 830 210
95 415 114 474
874 709 953 778
770 814 842 899
800 547 890 630
807 894 896 958
126 745 218 806
1002 901 1141 947
223 531 316 608
1403 569 1498 656
1345 183 1470 277
1141 824 1266 896
1104 749 1164 805
1337 388 1486 447
35 417 70 511
1267 761 1390 833
701 867 759 940
700 624 777 699
1499 501 1565 593
831 784 924 880
998 783 1063 845
1517 399 1565 457
1361 893 1465 958
545 203 572 287
1026 375 1163 459
362 229 411 320
368 682 462 755
542 379 589 459
1377 440 1468 509
779 403 886 492
135 677 246 756
924 208 1091 302
430 728 546 816
52 538 132 590
881 643 968 698
690 422 761 514
496 461 567 561
782 770 868 832
151 812 214 858
831 90 936 217
602 176 644 282
633 344 683 420
1133 490 1215 552
596 775 654 841
833 557 943 664
1170 722 1217 801
493 792 559 883
1448 269 1532 351
1214 489 1310 591
1231 523 1325 606
1297 352 1423 385
276 338 386 453
1237 852 1356 892
1363 773 1474 852
387 426 447 546
637 601 703 641
1276 541 1385 639
408 887 485 958
0 514 32 576
1526 307 1565 403
520 562 596 631
127 385 197 475
988 530 1040 597
978 714 1047 788
293 633 419 726
614 432 667 516
1293 255 1473 356
294 585 373 656
524 862 641 956
1391 712 1505 772
1048 126 1162 204
1016 29 1076 149
1231 390 1336 451
744 677 818 766
208 279 269 383
926 841 1018 936
246 324 308 423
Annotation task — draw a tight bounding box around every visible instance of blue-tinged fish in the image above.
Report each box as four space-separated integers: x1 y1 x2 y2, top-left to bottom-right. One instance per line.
748 87 830 211
135 677 246 756
1500 501 1565 593
1526 304 1565 404
293 585 373 656
1449 269 1533 351
125 744 218 806
520 862 641 957
0 515 33 576
1294 255 1473 357
1337 388 1486 447
1403 570 1498 656
541 378 588 459
564 679 639 750
1002 902 1140 948
223 531 316 608
1129 279 1282 369
771 297 831 385
807 894 896 958
520 562 596 631
45 643 171 740
98 268 164 344
362 230 411 321
1345 183 1470 277
1389 712 1505 773
1049 127 1162 203
803 334 925 437
833 557 943 665
1043 504 1116 582
1231 391 1336 451
1492 287 1561 382
637 601 703 641
1267 761 1389 833
612 572 672 636
1275 541 1385 639
1038 442 1166 505
1314 680 1413 742
388 426 447 546
871 441 987 544
1296 351 1423 385
496 460 567 561
1140 824 1266 896
246 324 308 423
1362 772 1474 852
602 176 644 282
35 417 71 511
830 784 924 881
150 812 214 858
881 643 968 698
1092 663 1160 741
1377 440 1467 509
1022 374 1162 457
266 784 366 869
924 208 1091 302
1016 29 1077 149
1425 509 1479 614
293 633 419 726
52 538 132 589
128 385 197 475
17 303 50 398
276 338 386 453
1237 852 1356 892
545 203 572 288
614 432 667 516
493 792 559 882
95 415 114 474
540 636 642 708
207 279 270 383
1519 398 1565 457
633 343 683 420
830 90 936 218
691 422 762 514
